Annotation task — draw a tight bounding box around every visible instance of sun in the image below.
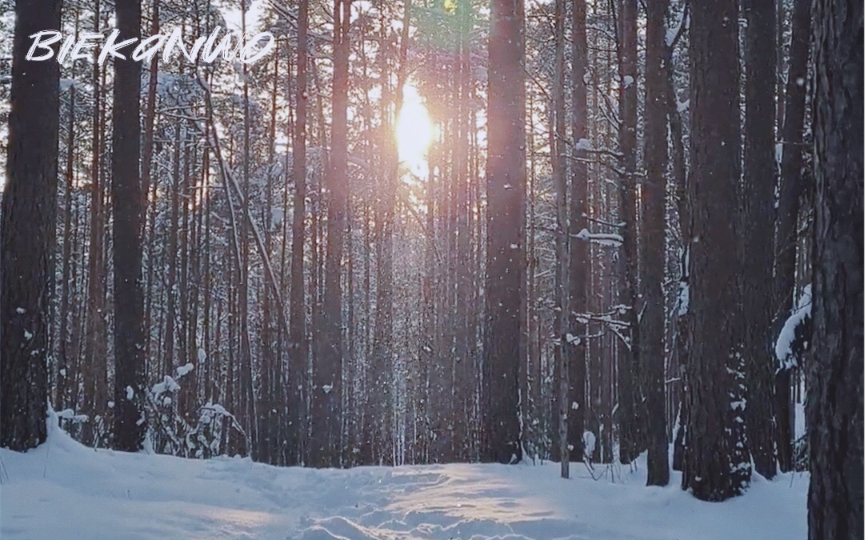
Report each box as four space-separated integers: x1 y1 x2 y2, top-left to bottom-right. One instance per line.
396 84 435 177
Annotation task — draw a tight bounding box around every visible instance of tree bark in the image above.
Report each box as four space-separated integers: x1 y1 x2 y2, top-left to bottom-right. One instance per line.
483 0 525 465
0 0 62 451
552 0 569 478
315 0 350 468
617 0 641 466
683 0 750 501
567 0 589 465
289 0 309 467
742 0 778 480
643 0 670 487
112 0 147 452
807 1 863 537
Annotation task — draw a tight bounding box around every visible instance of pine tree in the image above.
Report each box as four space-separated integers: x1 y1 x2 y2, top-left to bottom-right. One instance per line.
807 0 863 537
314 0 350 468
643 0 670 487
112 0 147 452
566 0 589 465
289 0 310 467
483 0 525 464
617 0 642 466
742 0 777 480
0 0 62 451
682 0 750 501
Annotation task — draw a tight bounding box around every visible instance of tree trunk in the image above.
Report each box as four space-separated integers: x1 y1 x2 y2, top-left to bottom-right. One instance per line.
83 1 108 447
288 0 309 467
315 0 350 468
483 0 525 465
0 0 61 451
643 0 670 487
617 0 641 466
683 0 750 501
112 0 147 453
742 0 778 481
807 1 863 537
552 0 569 478
567 0 589 465
57 79 76 411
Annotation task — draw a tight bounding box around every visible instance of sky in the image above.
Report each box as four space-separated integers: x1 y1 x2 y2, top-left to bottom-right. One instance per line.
221 0 266 33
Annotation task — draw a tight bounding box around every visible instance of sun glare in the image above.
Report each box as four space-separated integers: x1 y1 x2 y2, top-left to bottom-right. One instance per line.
396 84 435 178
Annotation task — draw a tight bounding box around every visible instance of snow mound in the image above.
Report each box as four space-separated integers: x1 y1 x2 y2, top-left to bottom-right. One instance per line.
0 420 808 539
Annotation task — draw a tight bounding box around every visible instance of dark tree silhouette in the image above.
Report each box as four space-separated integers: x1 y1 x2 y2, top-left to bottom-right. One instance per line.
643 0 670 487
112 0 147 452
742 0 778 480
483 0 525 464
0 0 62 451
682 0 750 501
807 0 863 537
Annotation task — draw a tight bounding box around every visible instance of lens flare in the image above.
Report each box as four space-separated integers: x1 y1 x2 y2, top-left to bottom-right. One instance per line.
396 84 435 177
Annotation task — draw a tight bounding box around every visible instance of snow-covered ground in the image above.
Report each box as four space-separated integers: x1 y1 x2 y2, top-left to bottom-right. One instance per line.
0 421 808 540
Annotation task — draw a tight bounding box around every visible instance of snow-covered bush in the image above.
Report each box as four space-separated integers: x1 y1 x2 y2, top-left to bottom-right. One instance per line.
145 362 247 459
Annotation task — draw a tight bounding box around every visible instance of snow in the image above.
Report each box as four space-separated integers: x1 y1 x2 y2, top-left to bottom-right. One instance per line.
152 376 181 396
775 284 812 369
176 363 195 378
574 138 593 151
574 228 624 247
795 402 806 439
125 386 134 400
0 419 808 540
677 281 690 316
623 75 634 87
583 430 597 458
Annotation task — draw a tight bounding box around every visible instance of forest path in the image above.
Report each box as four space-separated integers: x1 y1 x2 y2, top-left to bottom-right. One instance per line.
0 424 807 539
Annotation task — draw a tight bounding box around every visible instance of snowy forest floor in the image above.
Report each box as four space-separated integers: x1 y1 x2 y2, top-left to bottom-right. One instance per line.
0 421 807 539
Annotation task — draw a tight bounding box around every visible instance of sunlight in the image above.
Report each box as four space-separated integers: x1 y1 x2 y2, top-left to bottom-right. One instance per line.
396 84 435 178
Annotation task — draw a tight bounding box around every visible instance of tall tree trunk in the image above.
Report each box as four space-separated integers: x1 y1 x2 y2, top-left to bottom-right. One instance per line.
552 0 569 478
315 0 350 468
141 0 159 369
483 0 525 465
0 0 61 451
773 0 810 474
58 78 76 411
567 0 589 465
683 0 750 501
112 0 147 453
83 0 108 446
165 123 181 378
289 0 309 467
643 0 670 487
807 1 863 537
666 9 689 471
616 0 641 466
239 0 256 458
742 0 778 481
